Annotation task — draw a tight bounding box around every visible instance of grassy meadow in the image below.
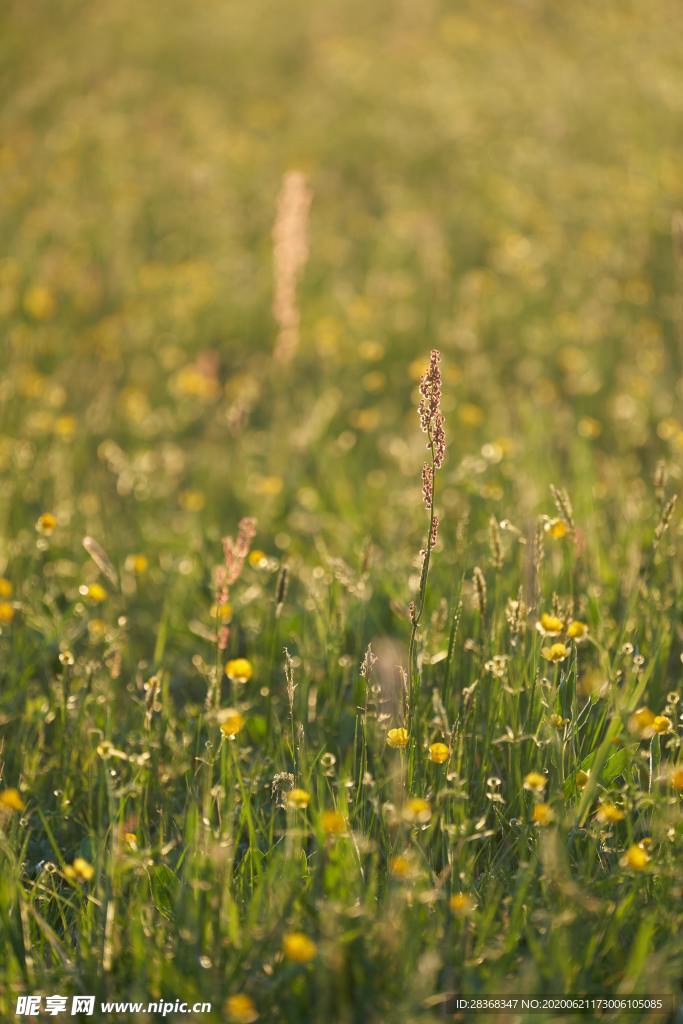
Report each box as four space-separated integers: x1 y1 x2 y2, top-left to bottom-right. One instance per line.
1 0 683 1020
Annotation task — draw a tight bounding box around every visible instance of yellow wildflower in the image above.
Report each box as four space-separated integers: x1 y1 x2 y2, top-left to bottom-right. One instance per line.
85 582 107 603
287 788 310 809
248 550 268 568
537 613 564 636
124 832 138 849
629 707 655 738
65 857 94 882
386 727 409 749
226 994 259 1023
428 742 450 764
670 767 683 791
389 854 414 879
220 709 246 738
211 603 233 623
320 810 346 835
595 802 625 824
449 892 476 915
225 658 253 683
567 620 588 641
541 642 570 663
523 771 547 793
282 932 317 963
0 577 12 598
402 798 431 824
0 788 26 813
36 512 57 535
0 602 14 625
125 554 149 575
652 715 671 735
621 844 649 871
532 803 553 826
545 518 568 539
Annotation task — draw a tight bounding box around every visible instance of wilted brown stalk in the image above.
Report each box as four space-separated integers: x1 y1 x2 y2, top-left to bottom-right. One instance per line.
272 171 312 364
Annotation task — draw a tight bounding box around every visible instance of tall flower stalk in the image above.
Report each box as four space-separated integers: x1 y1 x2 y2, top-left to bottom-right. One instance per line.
408 350 446 755
207 516 257 709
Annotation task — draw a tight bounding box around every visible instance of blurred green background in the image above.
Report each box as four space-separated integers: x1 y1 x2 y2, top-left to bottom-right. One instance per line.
2 0 682 547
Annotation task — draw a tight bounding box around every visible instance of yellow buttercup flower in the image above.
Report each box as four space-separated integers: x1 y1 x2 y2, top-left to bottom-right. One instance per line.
621 844 649 871
211 603 233 623
545 518 568 539
449 892 476 915
523 771 546 793
389 854 414 879
0 602 14 625
320 809 346 835
670 767 683 791
282 932 317 963
429 742 449 764
402 798 431 824
248 550 268 568
629 707 655 738
0 788 26 813
287 788 310 809
65 857 94 882
225 658 253 683
532 803 553 826
0 577 12 598
652 715 671 734
595 802 625 824
226 993 258 1023
567 620 588 640
125 553 149 575
36 512 57 535
541 642 570 663
537 613 564 636
124 832 138 849
85 582 107 603
386 727 409 749
220 709 246 738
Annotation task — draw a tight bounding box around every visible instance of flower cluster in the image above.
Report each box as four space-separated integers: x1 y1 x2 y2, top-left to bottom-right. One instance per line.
536 611 588 663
